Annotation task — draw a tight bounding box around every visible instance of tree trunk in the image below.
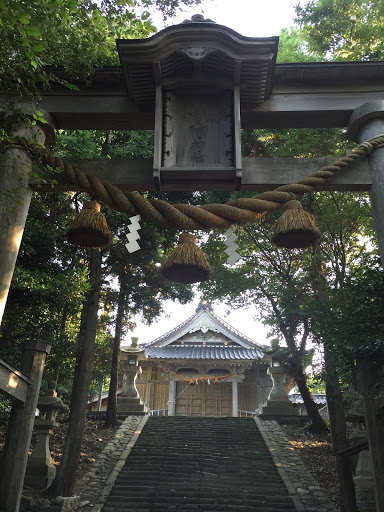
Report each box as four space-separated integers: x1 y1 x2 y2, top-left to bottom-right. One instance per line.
104 274 127 428
313 261 358 511
324 344 358 512
291 361 328 433
49 248 102 497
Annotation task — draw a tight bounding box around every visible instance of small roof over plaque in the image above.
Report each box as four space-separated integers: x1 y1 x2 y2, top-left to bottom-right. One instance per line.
117 15 279 106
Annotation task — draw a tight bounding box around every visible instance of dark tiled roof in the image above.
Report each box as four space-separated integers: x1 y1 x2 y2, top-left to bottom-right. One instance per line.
145 346 263 360
145 315 195 346
289 393 327 405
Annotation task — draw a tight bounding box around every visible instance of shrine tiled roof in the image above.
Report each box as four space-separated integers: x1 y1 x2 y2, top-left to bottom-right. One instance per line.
144 303 264 351
143 302 267 363
145 345 263 360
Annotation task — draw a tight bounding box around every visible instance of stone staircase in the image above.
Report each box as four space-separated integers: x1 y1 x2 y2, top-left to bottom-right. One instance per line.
102 417 297 512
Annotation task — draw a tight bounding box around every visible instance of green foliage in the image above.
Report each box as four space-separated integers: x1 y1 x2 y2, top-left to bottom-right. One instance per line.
306 374 326 394
243 127 353 159
313 263 384 366
294 0 384 61
0 0 203 95
277 27 324 63
55 130 154 159
313 192 376 285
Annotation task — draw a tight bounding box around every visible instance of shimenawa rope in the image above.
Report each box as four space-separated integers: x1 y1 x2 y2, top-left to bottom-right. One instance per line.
2 135 384 231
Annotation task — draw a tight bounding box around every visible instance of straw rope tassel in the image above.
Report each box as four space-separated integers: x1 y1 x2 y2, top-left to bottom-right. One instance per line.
160 233 213 284
271 200 321 249
67 201 113 248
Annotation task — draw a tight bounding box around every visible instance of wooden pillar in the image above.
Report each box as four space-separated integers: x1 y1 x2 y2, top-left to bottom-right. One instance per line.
97 380 103 411
168 379 176 416
232 379 238 417
0 113 53 326
0 340 51 512
349 101 384 264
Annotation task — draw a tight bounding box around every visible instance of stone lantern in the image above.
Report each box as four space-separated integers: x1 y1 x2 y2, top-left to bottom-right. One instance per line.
259 360 298 417
25 380 66 489
117 337 147 416
117 14 278 191
347 393 375 510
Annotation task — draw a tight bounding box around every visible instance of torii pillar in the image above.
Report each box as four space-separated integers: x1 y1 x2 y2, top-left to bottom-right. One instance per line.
0 109 55 326
349 100 384 263
349 100 384 512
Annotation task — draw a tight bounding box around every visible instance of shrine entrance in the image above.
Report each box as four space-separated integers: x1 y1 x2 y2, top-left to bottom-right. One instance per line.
2 11 384 512
175 381 232 417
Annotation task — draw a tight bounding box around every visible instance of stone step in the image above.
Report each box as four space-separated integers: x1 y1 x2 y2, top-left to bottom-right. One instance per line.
111 486 289 498
117 470 281 480
102 508 295 512
106 496 296 508
101 417 297 512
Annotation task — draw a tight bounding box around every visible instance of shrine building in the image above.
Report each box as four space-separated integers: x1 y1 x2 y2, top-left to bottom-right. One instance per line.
135 302 274 417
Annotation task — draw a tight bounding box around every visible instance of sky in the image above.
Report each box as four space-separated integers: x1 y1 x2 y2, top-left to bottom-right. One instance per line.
127 0 300 347
151 0 299 37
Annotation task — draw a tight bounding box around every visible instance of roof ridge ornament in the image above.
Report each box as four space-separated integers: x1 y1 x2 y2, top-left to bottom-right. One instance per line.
196 300 213 312
182 14 215 24
189 319 220 334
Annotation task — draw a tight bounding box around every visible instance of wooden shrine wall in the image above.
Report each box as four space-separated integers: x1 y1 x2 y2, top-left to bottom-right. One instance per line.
136 362 273 415
175 382 232 417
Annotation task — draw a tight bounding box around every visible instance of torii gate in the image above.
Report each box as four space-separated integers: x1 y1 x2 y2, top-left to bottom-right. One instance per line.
1 14 384 510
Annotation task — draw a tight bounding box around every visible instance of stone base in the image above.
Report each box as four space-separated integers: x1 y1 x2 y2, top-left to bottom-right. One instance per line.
354 476 376 511
87 411 148 421
56 496 80 512
117 396 146 415
24 462 56 489
259 400 299 417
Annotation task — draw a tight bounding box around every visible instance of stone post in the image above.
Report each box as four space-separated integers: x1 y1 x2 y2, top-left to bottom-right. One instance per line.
117 337 147 416
25 380 66 489
0 340 51 512
0 109 55 326
168 379 176 416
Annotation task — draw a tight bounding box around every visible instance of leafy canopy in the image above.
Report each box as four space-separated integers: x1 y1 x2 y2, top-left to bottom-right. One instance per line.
294 0 384 61
0 0 203 94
